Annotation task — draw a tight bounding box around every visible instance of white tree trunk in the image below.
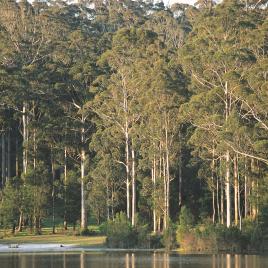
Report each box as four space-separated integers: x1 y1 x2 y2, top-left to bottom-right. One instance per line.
81 114 87 230
22 103 28 175
125 126 130 220
178 130 182 207
234 155 239 226
64 146 68 230
226 150 231 227
131 146 136 226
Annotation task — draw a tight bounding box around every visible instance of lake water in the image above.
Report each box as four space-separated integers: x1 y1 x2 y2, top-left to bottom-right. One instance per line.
0 252 267 268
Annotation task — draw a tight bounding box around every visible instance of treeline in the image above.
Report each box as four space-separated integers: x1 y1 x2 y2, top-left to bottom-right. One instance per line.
0 0 267 238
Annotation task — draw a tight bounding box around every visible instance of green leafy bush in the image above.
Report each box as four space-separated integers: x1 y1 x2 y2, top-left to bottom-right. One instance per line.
162 223 177 250
106 212 136 248
150 233 163 248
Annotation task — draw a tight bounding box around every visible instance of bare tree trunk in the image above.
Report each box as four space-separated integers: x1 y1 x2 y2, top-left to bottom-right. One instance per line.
131 146 136 226
125 122 130 220
152 155 157 233
224 82 231 228
81 113 87 231
178 130 182 207
51 149 56 234
212 146 215 224
1 132 5 186
216 174 220 223
238 173 242 230
106 179 110 221
244 159 248 218
164 114 170 230
16 136 19 177
163 154 167 230
18 211 23 232
22 102 28 175
226 150 231 227
64 146 68 230
234 155 239 226
221 176 224 225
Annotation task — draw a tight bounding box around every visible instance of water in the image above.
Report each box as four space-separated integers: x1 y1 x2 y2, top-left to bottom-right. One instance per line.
0 252 267 268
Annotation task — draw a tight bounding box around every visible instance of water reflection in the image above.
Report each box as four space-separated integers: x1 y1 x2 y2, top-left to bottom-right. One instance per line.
0 252 267 268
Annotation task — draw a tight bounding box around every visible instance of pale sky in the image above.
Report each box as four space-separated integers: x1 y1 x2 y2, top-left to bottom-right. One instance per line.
165 0 196 5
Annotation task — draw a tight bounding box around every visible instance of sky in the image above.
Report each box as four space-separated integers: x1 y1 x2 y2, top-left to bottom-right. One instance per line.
165 0 196 5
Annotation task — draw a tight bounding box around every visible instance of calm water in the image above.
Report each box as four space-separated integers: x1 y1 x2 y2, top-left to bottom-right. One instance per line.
0 252 267 268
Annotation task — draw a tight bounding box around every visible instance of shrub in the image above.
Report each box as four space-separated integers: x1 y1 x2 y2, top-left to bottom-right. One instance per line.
106 212 136 248
162 223 177 250
150 233 163 248
179 206 194 227
136 224 151 248
80 228 91 236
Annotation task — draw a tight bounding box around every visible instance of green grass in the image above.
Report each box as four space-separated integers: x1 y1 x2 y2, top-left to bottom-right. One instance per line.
0 234 106 247
0 223 106 247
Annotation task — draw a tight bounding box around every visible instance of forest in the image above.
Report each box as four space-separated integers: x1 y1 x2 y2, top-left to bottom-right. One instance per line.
0 0 267 251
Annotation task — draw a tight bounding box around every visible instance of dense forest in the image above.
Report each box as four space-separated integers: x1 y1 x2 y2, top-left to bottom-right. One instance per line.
0 0 267 250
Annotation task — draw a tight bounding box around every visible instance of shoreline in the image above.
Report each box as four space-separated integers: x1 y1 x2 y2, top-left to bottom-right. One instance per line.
0 243 266 255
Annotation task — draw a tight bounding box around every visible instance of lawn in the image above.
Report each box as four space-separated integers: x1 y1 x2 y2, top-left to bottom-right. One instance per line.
0 232 106 247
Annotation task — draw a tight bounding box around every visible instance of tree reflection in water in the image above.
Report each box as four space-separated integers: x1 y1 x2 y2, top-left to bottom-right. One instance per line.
2 251 267 268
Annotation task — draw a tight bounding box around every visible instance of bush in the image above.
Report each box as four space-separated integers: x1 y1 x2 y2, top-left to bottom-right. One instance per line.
80 228 91 236
99 221 108 235
136 224 151 248
162 223 177 250
106 212 136 248
179 206 194 227
150 233 163 249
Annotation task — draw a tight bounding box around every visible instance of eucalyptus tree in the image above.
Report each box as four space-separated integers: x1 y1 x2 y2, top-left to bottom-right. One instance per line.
180 0 267 227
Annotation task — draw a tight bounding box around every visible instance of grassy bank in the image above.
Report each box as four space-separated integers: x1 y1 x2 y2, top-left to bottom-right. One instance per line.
0 233 106 247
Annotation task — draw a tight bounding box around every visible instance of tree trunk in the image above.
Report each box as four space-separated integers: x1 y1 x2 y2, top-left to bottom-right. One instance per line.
244 159 248 218
152 156 157 233
131 146 136 227
106 178 110 221
80 113 88 231
16 136 19 177
164 113 170 230
178 131 182 207
64 146 68 230
125 122 130 220
216 174 220 223
225 150 231 227
1 132 5 187
234 155 239 226
212 146 215 224
7 130 11 180
224 82 231 228
163 154 167 230
221 176 224 225
51 149 56 234
22 102 28 175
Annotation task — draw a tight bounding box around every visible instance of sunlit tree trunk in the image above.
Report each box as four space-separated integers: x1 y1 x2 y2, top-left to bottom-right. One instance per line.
234 155 239 226
64 146 68 230
131 145 136 226
178 131 182 208
225 82 231 228
226 150 231 227
244 159 248 218
22 102 28 175
51 148 56 234
81 113 87 231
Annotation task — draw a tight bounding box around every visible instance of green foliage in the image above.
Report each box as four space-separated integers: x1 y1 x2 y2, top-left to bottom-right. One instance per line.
106 212 136 248
162 223 177 250
178 206 195 227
